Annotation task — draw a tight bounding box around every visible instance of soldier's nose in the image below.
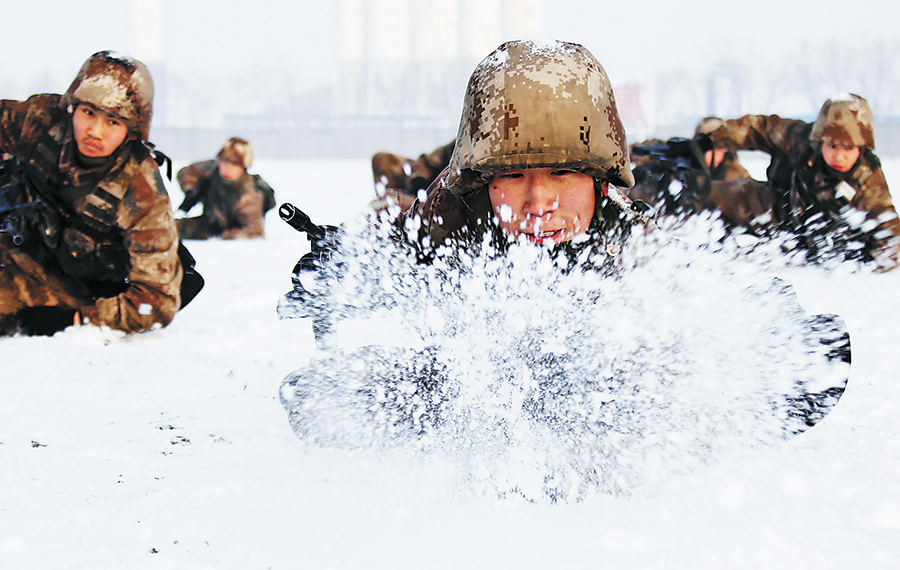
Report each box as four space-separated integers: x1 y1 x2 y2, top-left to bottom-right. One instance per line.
524 177 558 216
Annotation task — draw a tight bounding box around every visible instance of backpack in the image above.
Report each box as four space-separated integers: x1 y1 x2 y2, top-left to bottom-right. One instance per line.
148 148 204 309
255 175 277 213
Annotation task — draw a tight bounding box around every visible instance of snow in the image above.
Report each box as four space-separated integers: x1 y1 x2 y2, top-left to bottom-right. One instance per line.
3 157 900 568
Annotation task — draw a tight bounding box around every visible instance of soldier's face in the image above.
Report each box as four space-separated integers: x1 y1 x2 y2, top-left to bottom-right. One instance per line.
218 161 245 181
821 142 861 173
705 149 727 168
72 104 130 158
488 168 597 245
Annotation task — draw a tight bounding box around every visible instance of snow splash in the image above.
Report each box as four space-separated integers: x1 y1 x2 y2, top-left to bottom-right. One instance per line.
279 217 850 502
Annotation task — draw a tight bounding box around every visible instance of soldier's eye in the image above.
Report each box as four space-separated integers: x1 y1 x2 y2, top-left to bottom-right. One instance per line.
551 169 577 176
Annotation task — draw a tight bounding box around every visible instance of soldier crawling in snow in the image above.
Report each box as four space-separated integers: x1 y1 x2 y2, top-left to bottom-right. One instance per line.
176 137 276 240
0 51 186 336
279 40 851 455
280 39 655 437
705 95 900 271
394 41 651 264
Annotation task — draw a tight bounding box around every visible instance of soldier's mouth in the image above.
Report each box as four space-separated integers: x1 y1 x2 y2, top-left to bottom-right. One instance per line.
79 139 105 154
522 229 563 243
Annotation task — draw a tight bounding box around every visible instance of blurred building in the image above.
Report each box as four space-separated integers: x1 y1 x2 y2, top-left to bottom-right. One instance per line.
130 0 167 126
333 0 540 126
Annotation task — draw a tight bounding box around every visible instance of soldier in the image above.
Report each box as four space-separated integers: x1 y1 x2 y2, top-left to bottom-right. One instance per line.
282 39 650 341
707 94 900 270
396 40 650 266
175 137 276 239
0 51 186 336
281 41 851 449
282 39 653 440
369 139 455 219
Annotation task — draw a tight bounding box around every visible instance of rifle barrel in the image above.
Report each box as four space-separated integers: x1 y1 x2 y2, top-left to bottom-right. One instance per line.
279 203 326 241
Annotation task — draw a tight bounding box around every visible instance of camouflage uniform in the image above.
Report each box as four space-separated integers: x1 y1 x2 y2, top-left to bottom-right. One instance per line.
281 39 653 441
0 52 182 335
626 120 764 227
708 94 900 270
694 117 752 182
176 138 275 240
692 117 771 230
369 140 456 219
396 40 650 266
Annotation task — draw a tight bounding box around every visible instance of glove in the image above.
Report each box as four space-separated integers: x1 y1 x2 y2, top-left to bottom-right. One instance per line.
16 306 79 336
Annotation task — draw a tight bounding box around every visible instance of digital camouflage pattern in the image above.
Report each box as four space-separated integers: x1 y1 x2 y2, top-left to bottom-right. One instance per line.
63 51 154 141
708 112 900 270
447 40 633 194
810 93 875 150
0 93 182 334
176 159 274 239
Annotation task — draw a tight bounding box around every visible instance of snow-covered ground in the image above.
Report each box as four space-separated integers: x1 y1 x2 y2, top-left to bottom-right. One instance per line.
2 155 900 569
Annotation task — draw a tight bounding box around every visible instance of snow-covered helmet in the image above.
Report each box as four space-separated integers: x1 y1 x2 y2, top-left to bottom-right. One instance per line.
216 137 253 169
447 40 634 195
810 93 875 150
63 51 154 141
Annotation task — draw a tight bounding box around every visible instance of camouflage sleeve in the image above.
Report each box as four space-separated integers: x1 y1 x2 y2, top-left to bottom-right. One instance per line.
719 153 752 181
222 191 265 239
709 114 808 156
0 99 26 154
420 140 456 178
852 166 900 272
0 95 61 155
79 160 183 331
176 160 216 193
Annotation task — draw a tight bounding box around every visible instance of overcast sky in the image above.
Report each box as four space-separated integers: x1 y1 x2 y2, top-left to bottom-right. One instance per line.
2 0 898 114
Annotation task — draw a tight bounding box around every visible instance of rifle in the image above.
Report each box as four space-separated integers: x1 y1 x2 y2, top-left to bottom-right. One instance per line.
178 176 209 212
631 135 711 170
0 157 41 246
630 135 714 216
278 202 343 349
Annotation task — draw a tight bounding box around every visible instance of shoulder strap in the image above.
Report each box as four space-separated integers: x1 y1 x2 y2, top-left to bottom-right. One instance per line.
143 142 173 181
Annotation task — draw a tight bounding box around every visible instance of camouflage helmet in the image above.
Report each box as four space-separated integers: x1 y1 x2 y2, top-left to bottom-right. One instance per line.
217 137 253 169
62 51 154 141
695 116 725 137
447 40 634 195
810 93 875 150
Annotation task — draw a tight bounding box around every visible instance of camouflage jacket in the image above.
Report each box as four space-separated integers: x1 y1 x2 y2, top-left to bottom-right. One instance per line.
372 140 456 196
710 151 750 182
0 93 182 331
396 168 652 273
710 114 900 269
177 159 274 238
